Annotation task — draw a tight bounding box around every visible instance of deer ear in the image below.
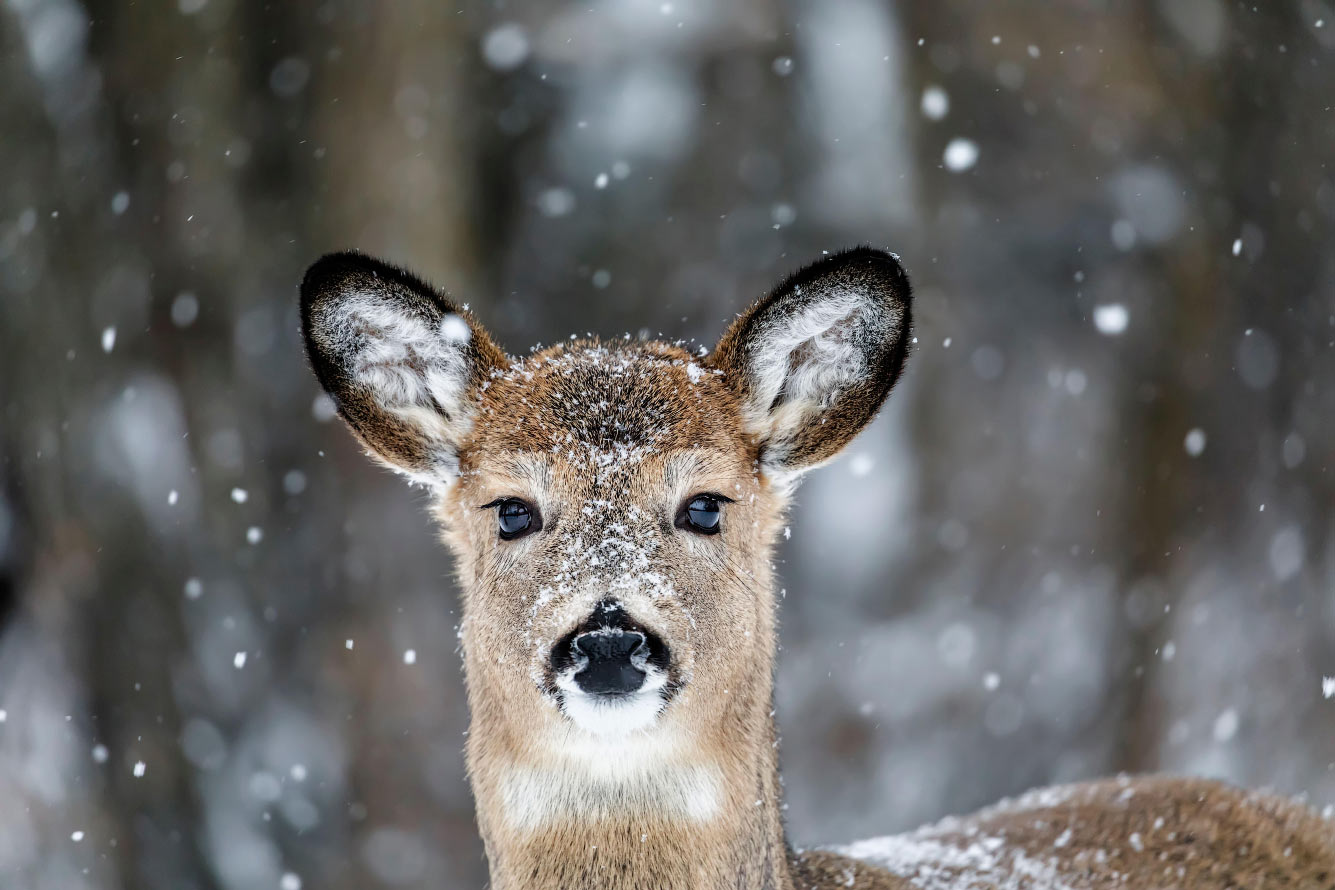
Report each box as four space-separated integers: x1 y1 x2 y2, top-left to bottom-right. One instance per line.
300 252 508 485
710 247 912 481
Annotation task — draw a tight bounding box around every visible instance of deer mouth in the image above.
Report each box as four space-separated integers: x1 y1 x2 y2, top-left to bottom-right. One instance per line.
547 600 679 736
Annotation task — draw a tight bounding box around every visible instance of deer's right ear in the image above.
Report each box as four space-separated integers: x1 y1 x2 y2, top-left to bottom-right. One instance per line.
300 252 508 485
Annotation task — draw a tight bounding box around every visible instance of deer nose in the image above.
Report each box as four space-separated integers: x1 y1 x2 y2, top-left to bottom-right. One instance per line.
571 629 648 696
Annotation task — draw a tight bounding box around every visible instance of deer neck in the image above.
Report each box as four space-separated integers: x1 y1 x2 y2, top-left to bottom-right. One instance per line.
466 663 793 890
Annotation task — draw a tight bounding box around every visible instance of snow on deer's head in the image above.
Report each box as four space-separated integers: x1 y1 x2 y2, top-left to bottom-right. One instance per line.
301 249 911 785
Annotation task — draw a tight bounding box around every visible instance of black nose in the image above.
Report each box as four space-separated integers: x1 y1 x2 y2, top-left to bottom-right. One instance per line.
551 601 670 698
572 629 648 696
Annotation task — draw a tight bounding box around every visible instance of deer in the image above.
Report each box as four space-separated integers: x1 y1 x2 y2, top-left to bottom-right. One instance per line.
299 247 1335 890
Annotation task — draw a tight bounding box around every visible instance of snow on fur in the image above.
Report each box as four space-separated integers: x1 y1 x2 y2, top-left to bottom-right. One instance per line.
314 287 477 483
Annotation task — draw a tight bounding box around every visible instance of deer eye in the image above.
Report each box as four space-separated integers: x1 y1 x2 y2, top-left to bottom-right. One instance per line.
677 494 726 535
483 498 540 540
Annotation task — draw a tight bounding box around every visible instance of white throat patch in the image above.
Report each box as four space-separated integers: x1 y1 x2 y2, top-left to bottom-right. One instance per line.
498 733 722 831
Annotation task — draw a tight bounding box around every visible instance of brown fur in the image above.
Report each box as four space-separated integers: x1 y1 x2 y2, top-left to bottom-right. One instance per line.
793 776 1335 889
299 250 1335 890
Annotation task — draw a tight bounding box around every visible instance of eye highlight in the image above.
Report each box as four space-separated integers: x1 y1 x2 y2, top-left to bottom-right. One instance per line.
480 498 541 540
676 493 732 535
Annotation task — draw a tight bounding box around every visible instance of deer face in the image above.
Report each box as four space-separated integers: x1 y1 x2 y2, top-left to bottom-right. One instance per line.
440 342 771 740
300 250 911 750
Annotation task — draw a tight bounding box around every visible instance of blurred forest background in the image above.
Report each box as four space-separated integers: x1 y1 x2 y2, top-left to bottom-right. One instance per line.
1 0 1334 888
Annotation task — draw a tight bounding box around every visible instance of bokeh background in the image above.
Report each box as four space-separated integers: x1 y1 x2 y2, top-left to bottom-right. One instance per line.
2 0 1334 887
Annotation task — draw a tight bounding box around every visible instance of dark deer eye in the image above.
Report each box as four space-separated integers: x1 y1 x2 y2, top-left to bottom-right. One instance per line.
677 494 727 535
482 498 540 540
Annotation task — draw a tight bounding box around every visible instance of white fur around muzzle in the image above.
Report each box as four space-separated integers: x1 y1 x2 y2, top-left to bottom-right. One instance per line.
554 667 670 737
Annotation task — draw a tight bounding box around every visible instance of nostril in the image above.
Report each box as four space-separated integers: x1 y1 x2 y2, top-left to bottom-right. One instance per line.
573 629 646 664
570 629 648 696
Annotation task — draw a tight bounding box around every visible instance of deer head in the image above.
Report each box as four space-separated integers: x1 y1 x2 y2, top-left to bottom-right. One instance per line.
300 248 912 888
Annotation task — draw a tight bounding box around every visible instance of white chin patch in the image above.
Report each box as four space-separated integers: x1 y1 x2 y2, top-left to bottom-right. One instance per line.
555 671 668 737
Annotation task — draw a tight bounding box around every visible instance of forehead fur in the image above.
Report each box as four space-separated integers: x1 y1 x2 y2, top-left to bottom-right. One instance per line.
465 340 751 464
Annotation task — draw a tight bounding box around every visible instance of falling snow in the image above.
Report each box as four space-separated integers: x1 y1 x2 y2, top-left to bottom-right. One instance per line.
921 85 949 120
942 138 979 172
1092 303 1129 336
3 7 1330 889
482 23 529 71
1212 708 1239 743
1183 428 1207 457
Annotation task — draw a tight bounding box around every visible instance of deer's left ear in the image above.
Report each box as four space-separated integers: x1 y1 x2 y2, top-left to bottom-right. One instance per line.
710 247 912 480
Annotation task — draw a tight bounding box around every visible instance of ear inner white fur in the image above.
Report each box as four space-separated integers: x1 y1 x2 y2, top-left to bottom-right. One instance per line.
745 288 893 443
343 300 469 429
712 249 912 482
301 253 503 486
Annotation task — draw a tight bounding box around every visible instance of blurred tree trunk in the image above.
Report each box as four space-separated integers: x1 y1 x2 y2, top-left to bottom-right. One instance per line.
305 3 489 886
1117 5 1335 782
1110 3 1331 773
0 1 211 886
309 1 482 294
895 1 1334 795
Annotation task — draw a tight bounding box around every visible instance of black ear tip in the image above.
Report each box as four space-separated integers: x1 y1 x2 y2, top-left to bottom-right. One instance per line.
301 251 370 312
775 246 912 315
299 251 448 318
303 249 368 280
834 244 906 270
300 250 390 305
824 245 912 304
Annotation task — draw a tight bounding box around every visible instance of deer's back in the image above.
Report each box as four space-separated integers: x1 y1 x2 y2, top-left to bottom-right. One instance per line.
791 775 1335 889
